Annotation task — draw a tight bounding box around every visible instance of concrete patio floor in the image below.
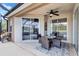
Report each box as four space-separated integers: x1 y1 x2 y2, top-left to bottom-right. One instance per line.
0 40 77 56
15 40 77 56
0 42 45 56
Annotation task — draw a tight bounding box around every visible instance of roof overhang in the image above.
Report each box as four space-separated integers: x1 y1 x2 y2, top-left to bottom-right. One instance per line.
5 3 32 17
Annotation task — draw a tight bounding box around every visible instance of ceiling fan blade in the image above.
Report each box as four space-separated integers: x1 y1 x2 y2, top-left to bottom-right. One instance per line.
53 13 59 16
53 11 59 13
46 9 59 17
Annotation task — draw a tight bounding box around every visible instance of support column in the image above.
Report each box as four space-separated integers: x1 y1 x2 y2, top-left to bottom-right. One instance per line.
44 15 48 36
13 17 22 42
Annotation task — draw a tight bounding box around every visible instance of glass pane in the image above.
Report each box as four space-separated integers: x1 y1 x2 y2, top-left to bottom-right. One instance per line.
51 18 67 40
22 18 30 40
0 3 17 15
30 18 39 40
22 18 39 40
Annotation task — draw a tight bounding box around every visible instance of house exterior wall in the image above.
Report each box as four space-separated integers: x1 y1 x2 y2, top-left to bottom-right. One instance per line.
73 3 79 55
8 11 73 44
7 3 74 43
47 11 73 43
8 17 23 42
9 14 44 42
13 17 22 42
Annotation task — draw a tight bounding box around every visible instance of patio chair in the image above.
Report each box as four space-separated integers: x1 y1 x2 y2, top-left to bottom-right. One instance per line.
41 36 51 50
38 34 42 43
52 36 63 48
51 32 63 48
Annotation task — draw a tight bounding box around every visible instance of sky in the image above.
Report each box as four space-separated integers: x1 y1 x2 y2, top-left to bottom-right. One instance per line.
0 3 17 15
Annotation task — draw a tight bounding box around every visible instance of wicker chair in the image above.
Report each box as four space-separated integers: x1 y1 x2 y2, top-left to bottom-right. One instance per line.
41 36 51 50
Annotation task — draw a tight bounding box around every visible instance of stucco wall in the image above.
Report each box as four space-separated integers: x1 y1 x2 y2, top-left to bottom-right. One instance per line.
8 17 22 42
9 14 44 42
13 17 22 42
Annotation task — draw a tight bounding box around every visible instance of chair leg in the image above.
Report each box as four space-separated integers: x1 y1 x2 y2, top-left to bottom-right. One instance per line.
60 40 62 48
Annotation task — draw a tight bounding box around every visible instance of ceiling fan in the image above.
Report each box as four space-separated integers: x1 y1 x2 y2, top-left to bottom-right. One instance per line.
47 10 59 17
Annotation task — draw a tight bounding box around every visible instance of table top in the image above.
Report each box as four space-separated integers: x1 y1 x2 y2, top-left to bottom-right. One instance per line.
47 36 63 40
47 36 56 39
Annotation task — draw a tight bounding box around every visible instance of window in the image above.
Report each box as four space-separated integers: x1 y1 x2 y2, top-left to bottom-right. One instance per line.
51 18 67 40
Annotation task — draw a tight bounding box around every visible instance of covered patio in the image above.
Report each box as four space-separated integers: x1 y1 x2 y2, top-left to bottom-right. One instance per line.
0 3 79 56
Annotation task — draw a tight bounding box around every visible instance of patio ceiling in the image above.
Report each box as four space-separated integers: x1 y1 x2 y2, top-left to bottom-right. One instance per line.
6 3 75 17
26 3 75 15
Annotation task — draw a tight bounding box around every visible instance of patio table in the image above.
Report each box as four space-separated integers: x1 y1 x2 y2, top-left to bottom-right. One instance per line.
47 36 62 48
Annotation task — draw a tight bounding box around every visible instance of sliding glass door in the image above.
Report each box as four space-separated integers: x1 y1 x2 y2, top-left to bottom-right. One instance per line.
22 18 39 40
22 18 30 40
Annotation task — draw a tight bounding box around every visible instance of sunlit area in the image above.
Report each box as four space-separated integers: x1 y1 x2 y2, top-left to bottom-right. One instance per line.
0 3 17 15
0 3 18 33
2 20 7 32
